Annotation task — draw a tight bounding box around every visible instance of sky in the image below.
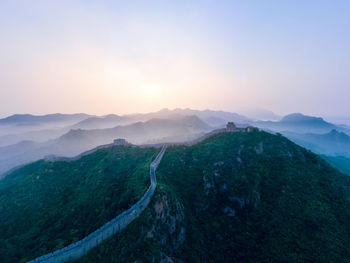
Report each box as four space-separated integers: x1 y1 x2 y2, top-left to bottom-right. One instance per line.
0 0 349 118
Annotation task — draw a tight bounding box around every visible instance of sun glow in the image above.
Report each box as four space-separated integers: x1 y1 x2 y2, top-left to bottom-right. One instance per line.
143 85 160 97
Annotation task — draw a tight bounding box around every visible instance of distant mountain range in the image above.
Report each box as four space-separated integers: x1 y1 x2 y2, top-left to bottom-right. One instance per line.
0 113 94 138
115 108 251 127
165 108 251 126
283 129 350 156
254 113 338 134
0 115 212 175
1 109 350 176
253 113 350 158
72 114 130 130
0 108 251 147
0 113 92 127
62 115 211 147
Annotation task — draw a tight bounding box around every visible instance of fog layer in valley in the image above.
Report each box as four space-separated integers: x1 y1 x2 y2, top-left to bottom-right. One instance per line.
1 108 350 177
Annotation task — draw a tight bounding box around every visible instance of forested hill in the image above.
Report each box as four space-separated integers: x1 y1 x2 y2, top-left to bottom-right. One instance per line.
2 130 350 262
0 146 158 263
79 131 350 263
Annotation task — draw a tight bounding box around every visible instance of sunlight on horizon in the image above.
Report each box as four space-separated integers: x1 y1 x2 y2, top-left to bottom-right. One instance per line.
143 84 160 98
0 1 349 117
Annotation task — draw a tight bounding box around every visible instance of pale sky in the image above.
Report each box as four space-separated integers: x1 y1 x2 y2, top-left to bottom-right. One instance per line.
0 0 349 118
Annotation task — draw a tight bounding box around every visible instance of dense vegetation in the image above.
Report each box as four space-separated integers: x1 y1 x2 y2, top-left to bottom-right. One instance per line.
0 146 158 263
78 131 350 263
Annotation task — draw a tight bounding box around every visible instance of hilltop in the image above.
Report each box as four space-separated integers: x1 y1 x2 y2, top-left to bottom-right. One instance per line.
78 130 350 262
1 130 350 262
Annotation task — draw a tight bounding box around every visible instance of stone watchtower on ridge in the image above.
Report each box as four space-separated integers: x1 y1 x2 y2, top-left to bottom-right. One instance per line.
226 122 237 132
113 138 130 146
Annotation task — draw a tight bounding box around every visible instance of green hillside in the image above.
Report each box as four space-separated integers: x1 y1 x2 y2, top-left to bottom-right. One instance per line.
0 146 158 263
2 130 350 263
78 131 350 263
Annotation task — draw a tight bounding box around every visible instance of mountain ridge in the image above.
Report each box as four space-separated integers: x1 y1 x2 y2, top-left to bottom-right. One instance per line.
2 130 350 262
0 113 92 126
0 116 212 175
254 112 339 134
283 129 350 156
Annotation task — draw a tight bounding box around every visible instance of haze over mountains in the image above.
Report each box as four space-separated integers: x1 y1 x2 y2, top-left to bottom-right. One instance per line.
2 0 349 261
0 113 91 126
284 129 350 155
254 113 338 134
0 108 350 176
0 113 92 136
1 108 350 262
0 115 210 176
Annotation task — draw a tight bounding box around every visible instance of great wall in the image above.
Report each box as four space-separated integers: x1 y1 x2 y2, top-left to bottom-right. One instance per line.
27 122 255 263
27 145 167 263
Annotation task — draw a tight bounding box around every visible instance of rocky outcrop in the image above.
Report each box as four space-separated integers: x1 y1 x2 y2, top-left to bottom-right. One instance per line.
130 192 186 263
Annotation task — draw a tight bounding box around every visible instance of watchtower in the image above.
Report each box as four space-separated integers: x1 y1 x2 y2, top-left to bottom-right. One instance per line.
113 138 129 146
226 122 237 132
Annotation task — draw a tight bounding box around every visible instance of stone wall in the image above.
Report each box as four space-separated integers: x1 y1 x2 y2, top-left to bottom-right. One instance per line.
27 146 167 263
